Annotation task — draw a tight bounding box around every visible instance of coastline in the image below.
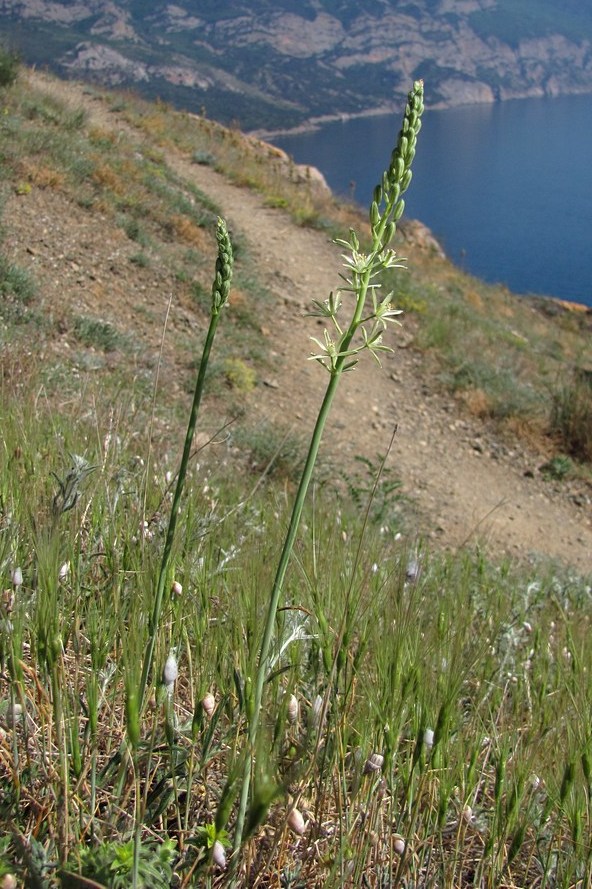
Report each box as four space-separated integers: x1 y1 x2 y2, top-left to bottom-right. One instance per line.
249 83 592 140
256 90 592 311
248 101 400 140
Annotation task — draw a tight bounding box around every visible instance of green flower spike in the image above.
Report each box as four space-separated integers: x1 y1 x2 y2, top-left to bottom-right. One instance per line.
211 217 234 314
231 82 424 881
371 80 424 253
310 80 424 375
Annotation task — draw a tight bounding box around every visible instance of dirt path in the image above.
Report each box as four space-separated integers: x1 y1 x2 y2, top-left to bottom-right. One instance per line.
187 171 592 574
17 73 592 575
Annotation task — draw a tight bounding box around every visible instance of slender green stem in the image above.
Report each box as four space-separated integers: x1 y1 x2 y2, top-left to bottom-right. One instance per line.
137 310 220 710
231 276 373 873
51 662 70 865
131 218 232 886
89 751 97 839
132 765 142 889
230 82 423 878
137 217 233 711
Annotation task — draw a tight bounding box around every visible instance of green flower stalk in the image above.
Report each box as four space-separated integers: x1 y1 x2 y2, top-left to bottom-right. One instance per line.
138 217 233 711
211 219 233 313
231 80 424 872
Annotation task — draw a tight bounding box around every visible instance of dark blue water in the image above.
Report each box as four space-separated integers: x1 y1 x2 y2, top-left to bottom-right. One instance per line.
274 94 592 308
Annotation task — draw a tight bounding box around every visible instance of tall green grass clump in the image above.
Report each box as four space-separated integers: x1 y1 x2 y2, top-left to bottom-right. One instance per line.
551 366 592 462
0 45 19 89
3 390 592 887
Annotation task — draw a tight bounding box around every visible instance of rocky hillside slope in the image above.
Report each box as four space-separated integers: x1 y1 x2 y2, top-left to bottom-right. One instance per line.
1 1 592 130
2 70 591 575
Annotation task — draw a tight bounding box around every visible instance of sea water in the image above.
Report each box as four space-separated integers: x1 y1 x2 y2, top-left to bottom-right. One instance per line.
274 93 592 308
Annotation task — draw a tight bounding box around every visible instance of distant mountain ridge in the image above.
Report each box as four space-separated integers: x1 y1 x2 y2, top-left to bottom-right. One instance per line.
1 0 592 131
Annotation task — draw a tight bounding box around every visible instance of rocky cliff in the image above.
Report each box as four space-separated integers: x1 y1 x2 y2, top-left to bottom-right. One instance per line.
1 0 591 130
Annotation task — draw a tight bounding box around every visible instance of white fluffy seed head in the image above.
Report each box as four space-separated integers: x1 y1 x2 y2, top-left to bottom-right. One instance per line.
162 653 178 689
424 728 434 750
212 840 226 868
287 807 306 836
202 692 216 718
405 557 421 583
11 567 23 588
393 835 406 855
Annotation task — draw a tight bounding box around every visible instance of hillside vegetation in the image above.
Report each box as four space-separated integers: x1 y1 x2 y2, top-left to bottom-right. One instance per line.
0 65 592 888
